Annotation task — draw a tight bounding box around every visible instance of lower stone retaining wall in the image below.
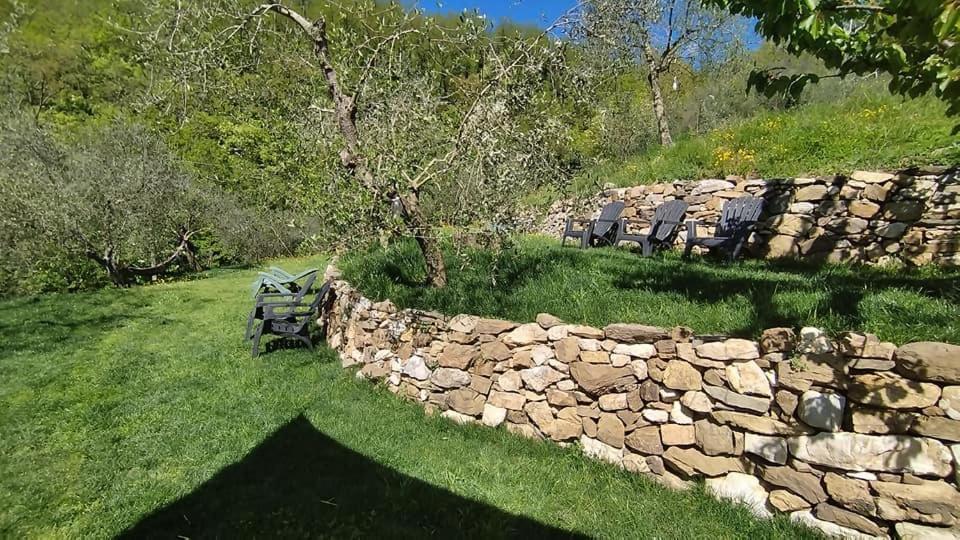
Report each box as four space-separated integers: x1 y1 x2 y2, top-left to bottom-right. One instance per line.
539 168 960 267
323 277 960 540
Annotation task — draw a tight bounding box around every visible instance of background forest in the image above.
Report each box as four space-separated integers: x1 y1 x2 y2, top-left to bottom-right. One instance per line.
0 0 956 294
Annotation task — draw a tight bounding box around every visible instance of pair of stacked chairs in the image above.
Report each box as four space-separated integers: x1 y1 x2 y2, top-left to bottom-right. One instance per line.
246 267 332 358
562 197 764 261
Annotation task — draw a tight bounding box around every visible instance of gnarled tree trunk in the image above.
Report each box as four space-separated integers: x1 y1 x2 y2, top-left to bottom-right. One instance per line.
399 190 446 288
642 42 673 147
84 228 198 286
252 3 448 287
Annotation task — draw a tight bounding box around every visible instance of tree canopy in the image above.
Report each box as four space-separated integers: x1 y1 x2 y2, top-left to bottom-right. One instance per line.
0 0 955 293
708 0 960 122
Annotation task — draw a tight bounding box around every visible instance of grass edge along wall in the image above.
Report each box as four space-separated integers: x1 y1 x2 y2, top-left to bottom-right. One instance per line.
326 276 960 540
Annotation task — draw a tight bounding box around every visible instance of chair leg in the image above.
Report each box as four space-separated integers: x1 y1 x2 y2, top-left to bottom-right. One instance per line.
730 240 745 262
251 326 263 358
640 238 654 257
295 334 314 352
682 241 694 259
245 309 257 340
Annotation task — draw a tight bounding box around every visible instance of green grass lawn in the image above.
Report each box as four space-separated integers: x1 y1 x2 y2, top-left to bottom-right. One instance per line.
341 237 960 344
571 93 958 192
0 256 817 538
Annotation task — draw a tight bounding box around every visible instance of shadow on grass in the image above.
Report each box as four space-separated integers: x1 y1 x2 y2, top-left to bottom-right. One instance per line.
0 290 155 355
611 255 960 337
119 414 584 539
341 239 960 340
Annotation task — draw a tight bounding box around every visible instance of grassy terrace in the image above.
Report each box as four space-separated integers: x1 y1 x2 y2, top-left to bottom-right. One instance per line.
0 255 816 538
342 237 960 344
573 93 959 191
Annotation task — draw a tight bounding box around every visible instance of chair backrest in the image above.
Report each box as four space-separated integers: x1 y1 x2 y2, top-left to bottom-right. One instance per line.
269 266 295 281
273 267 319 284
252 274 292 298
592 201 626 239
648 200 690 242
292 280 333 331
310 280 332 309
253 269 319 299
716 197 764 238
292 271 319 302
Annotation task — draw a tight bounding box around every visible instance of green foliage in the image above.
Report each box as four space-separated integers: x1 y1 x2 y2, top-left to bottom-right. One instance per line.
2 0 957 293
0 0 142 122
578 90 958 189
0 258 816 538
0 114 292 293
341 236 960 344
708 0 960 122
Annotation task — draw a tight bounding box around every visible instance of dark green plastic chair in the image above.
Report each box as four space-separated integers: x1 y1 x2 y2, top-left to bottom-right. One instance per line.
616 200 689 256
250 267 319 298
683 197 764 262
250 280 332 358
246 271 319 341
562 201 626 248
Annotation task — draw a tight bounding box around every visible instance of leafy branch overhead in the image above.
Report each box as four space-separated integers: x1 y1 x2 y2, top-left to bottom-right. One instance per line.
708 0 960 122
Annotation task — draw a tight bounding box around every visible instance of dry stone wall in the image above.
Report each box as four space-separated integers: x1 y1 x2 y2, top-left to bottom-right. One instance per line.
323 278 960 540
540 168 960 267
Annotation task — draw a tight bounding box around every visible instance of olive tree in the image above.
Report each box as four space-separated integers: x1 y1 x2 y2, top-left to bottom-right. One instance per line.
0 116 211 286
574 0 739 146
136 1 581 287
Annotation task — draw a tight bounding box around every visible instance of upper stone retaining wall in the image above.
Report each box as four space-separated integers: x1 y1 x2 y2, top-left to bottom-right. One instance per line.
323 278 960 540
540 168 959 267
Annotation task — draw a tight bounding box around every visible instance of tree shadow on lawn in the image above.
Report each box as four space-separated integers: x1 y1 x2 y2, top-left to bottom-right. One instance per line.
119 414 584 539
350 240 959 338
610 254 960 338
0 290 155 355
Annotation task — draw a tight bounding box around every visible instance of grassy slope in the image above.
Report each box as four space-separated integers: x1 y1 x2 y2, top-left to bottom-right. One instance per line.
576 93 958 191
341 237 960 344
0 257 816 539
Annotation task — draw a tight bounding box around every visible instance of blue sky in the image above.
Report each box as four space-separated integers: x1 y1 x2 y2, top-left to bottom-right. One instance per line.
407 1 762 49
406 0 577 27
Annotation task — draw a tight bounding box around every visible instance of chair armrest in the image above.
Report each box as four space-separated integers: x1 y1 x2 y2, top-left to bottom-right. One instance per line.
263 302 309 317
563 217 591 236
256 292 298 305
259 292 296 298
260 297 307 310
618 218 649 235
685 220 702 241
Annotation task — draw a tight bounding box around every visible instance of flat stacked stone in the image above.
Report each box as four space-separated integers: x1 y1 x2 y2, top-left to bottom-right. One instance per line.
327 279 960 539
537 169 960 267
